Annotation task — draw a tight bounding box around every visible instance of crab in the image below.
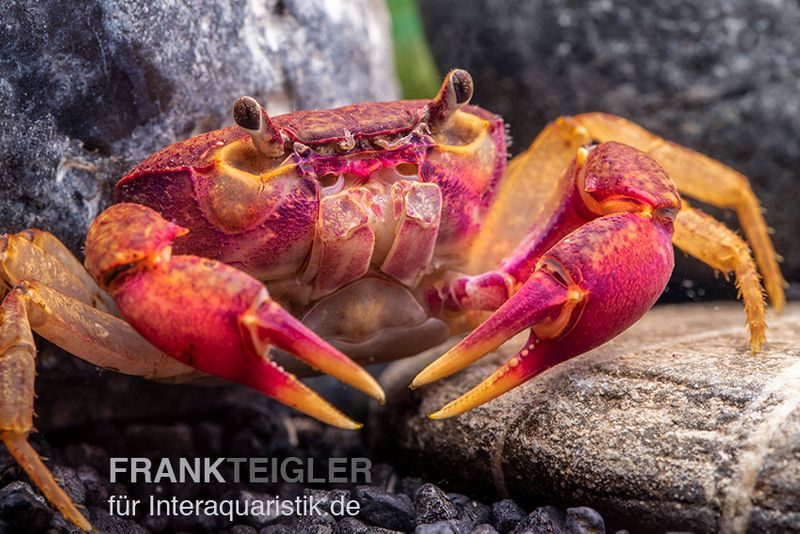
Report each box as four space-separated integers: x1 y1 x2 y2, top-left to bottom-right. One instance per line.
0 69 785 530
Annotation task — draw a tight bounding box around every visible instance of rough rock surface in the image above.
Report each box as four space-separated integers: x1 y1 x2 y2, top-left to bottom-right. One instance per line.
370 303 800 533
420 0 800 298
1 0 398 254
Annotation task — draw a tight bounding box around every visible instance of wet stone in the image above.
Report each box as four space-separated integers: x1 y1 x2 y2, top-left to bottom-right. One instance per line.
414 519 469 534
472 525 500 534
0 481 53 532
52 465 86 505
491 499 526 533
338 516 394 533
237 490 280 528
258 525 294 534
458 499 492 529
353 485 416 531
513 506 566 534
415 483 459 524
291 511 338 534
89 507 148 534
565 507 605 534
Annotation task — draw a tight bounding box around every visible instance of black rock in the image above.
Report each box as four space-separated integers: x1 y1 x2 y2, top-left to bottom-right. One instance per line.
339 516 394 533
414 519 469 534
513 506 566 534
415 483 459 524
89 507 148 534
259 526 294 534
399 477 426 499
0 481 54 532
420 0 800 294
52 465 86 505
304 488 352 517
564 507 605 534
472 525 500 534
458 499 492 529
291 512 338 534
231 525 259 534
370 463 397 491
491 500 526 533
353 485 416 531
76 466 110 507
237 490 281 528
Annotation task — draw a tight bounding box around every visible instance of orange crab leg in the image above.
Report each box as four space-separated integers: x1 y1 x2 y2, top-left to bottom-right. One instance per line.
416 143 680 416
85 203 384 429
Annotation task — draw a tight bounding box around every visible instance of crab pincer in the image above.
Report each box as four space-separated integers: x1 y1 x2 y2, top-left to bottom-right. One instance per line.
85 203 384 428
413 143 680 418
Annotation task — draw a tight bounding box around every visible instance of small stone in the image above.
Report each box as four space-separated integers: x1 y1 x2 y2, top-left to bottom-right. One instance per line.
231 525 258 534
414 519 468 533
473 525 500 534
338 516 394 533
491 500 526 533
458 499 491 529
565 507 605 534
76 466 109 507
513 506 566 534
292 512 338 534
259 526 294 534
304 488 351 516
52 465 86 505
0 481 53 531
89 507 148 534
353 485 416 531
237 490 281 527
415 483 459 524
399 477 425 498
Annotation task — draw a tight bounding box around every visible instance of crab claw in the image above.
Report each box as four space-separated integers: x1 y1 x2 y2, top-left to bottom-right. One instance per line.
414 144 681 418
86 203 383 429
232 96 285 157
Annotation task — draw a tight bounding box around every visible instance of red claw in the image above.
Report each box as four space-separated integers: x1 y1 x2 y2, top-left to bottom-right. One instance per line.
86 204 383 429
414 143 680 417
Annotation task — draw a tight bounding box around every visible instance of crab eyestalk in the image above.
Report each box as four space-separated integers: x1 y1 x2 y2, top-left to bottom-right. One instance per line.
233 96 286 157
428 69 474 133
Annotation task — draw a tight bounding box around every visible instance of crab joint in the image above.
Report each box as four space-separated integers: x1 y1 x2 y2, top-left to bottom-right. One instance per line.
427 69 474 133
232 96 285 158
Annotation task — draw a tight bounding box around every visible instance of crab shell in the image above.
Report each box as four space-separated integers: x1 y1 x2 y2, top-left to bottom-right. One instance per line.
115 98 507 361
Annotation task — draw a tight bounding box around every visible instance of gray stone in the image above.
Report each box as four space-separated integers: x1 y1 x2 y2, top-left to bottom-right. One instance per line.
419 0 800 297
370 303 800 533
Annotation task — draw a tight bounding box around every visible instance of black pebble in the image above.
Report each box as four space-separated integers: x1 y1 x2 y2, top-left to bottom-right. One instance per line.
565 507 605 534
457 498 491 529
0 481 53 532
353 484 415 531
415 483 459 524
513 506 566 534
414 518 469 533
491 499 526 533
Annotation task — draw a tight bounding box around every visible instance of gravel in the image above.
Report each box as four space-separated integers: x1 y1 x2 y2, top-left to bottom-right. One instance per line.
0 401 612 533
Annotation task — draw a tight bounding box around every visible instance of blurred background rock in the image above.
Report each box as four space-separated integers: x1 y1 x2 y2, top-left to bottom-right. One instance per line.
391 0 800 302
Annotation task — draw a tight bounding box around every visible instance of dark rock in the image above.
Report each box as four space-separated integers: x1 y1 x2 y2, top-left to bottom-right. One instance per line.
353 485 416 531
140 512 170 533
195 421 225 455
513 506 566 534
370 304 800 532
89 507 147 534
458 499 491 529
415 483 459 524
399 477 426 499
259 526 294 534
491 500 526 533
414 519 469 534
0 481 54 531
338 516 393 533
292 512 338 534
231 525 259 534
51 465 86 505
304 488 352 517
565 507 605 534
237 490 280 528
76 466 109 507
472 525 500 534
420 0 800 294
370 463 397 491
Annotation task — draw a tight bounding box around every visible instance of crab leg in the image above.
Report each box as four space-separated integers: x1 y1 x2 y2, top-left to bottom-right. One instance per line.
570 113 786 312
85 203 384 429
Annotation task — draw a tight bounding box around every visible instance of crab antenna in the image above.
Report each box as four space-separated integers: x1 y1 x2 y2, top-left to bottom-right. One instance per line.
427 69 474 133
232 96 285 157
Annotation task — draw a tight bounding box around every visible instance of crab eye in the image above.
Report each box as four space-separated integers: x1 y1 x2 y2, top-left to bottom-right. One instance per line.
232 97 262 131
450 69 473 106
